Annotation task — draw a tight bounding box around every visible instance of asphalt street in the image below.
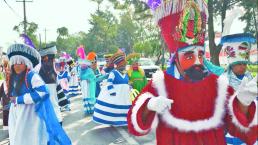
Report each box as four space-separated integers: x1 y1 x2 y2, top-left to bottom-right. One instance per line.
0 95 156 145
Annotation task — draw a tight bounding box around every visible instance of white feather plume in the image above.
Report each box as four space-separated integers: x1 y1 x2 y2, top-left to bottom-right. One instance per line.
222 8 245 36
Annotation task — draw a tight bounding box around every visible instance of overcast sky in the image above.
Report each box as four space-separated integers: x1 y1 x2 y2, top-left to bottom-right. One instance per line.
0 0 99 50
0 0 246 52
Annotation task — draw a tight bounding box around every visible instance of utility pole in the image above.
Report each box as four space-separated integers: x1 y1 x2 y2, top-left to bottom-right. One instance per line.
44 28 47 47
16 0 33 34
39 33 42 48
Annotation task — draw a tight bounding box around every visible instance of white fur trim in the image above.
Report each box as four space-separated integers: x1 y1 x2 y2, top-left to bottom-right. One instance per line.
10 55 33 69
228 94 258 132
131 92 157 134
152 71 167 97
152 71 229 132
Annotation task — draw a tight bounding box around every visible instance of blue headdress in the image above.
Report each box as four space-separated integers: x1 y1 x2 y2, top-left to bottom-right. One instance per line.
220 8 256 66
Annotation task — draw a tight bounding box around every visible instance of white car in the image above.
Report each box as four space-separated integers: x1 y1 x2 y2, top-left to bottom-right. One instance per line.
138 58 161 80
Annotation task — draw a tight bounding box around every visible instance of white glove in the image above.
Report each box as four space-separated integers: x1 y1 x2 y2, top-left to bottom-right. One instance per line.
237 76 258 106
147 96 173 114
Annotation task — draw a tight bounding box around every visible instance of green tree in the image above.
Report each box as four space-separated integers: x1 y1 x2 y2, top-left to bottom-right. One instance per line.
239 0 257 45
116 11 138 54
108 0 164 62
56 31 87 58
57 27 69 39
13 22 40 48
85 10 118 55
208 0 257 65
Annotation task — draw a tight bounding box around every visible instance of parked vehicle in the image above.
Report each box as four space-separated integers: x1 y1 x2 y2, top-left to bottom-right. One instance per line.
138 58 160 80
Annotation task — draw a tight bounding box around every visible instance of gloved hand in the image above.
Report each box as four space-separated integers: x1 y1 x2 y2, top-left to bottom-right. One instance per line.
147 96 173 114
237 75 258 106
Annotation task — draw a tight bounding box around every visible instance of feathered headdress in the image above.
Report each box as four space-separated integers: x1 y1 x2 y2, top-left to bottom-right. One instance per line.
60 52 72 62
220 8 256 65
39 45 57 57
19 34 36 49
76 45 86 60
126 53 141 65
7 34 41 69
144 0 208 53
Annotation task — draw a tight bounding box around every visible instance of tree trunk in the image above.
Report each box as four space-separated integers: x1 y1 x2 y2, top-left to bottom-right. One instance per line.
208 0 229 66
208 0 221 66
221 0 229 30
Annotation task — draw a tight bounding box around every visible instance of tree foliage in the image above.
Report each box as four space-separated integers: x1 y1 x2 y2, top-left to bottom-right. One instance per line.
238 0 257 35
116 12 138 54
12 0 256 64
84 10 118 55
208 0 257 65
13 22 40 48
107 0 163 58
57 27 69 38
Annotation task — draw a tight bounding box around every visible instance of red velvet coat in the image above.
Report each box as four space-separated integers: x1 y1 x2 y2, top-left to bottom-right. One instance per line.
127 71 257 145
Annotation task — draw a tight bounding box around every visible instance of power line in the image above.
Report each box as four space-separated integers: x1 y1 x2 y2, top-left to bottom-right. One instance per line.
16 0 33 34
3 0 22 19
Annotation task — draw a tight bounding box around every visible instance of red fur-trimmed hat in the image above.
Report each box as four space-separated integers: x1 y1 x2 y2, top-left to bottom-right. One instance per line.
145 0 208 53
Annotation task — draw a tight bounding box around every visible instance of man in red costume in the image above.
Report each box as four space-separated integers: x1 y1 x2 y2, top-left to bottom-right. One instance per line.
127 0 257 145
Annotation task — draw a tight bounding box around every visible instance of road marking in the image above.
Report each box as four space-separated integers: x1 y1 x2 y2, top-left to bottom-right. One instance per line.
115 127 140 145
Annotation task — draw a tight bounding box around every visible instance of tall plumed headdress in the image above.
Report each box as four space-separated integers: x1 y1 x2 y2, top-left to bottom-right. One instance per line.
60 52 72 62
76 45 86 60
145 0 208 53
220 8 256 65
19 33 36 49
7 34 41 69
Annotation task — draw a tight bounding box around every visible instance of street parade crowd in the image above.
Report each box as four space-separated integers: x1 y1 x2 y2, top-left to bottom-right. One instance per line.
0 0 257 145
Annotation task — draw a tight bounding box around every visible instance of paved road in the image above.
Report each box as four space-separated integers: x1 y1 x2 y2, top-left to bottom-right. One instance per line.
0 96 156 145
63 96 156 145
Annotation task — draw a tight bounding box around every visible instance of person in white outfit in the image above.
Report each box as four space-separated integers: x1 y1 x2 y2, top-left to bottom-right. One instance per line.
39 45 63 125
7 39 71 145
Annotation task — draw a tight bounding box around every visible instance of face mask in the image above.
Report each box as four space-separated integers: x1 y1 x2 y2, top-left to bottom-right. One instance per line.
177 45 207 81
224 42 250 63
